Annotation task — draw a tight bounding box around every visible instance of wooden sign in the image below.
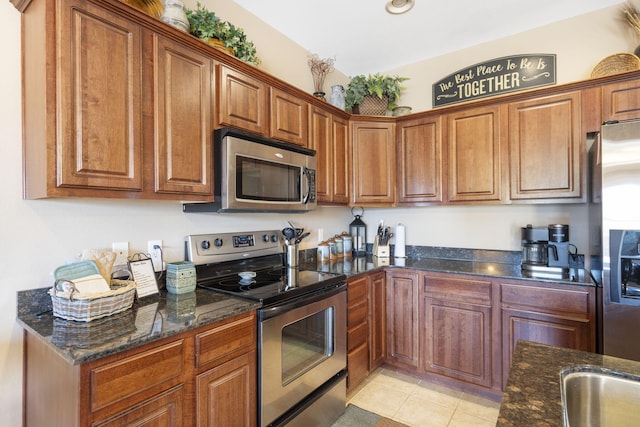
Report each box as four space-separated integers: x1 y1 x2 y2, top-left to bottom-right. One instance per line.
432 54 556 107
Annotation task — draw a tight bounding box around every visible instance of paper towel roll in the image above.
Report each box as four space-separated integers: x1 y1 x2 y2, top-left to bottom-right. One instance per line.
394 223 406 258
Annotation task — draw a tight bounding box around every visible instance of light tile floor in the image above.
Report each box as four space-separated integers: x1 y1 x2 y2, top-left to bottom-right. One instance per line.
347 368 501 427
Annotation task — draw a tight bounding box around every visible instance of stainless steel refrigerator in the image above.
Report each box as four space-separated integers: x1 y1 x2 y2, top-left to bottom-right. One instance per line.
590 120 640 361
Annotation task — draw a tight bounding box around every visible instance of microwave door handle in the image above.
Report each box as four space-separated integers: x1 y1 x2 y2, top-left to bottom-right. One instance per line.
302 167 311 204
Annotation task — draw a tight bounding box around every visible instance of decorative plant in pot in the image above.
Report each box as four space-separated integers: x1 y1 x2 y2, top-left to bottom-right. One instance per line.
345 73 409 115
185 2 260 65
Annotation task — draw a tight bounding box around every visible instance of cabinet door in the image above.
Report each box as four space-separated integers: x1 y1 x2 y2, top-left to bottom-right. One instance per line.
509 92 583 201
217 64 267 134
309 107 349 205
270 87 308 146
422 274 493 388
368 271 387 370
500 281 595 387
93 386 185 427
447 105 506 203
385 270 419 369
58 0 143 191
602 78 640 122
196 351 257 427
397 115 444 205
351 121 396 205
331 115 350 204
154 34 213 196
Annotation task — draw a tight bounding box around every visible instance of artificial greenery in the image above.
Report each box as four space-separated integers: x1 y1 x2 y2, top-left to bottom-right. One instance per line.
185 2 260 65
345 73 409 111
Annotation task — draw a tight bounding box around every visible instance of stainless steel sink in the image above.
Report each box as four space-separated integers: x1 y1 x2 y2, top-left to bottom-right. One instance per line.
560 365 640 427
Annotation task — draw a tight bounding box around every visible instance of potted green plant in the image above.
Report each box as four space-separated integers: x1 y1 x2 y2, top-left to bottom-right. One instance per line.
185 3 260 65
345 73 409 115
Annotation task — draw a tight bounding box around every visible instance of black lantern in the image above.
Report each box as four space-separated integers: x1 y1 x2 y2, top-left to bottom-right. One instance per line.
349 207 367 257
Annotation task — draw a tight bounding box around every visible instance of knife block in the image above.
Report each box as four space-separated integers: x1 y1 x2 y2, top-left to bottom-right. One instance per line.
373 235 390 258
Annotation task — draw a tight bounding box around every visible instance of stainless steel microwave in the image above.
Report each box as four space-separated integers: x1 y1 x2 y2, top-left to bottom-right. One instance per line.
183 127 316 213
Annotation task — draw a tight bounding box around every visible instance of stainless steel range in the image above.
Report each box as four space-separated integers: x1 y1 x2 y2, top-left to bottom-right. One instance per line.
186 230 347 427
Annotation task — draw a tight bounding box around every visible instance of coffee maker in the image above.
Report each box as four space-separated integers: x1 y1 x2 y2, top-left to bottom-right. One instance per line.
521 224 570 278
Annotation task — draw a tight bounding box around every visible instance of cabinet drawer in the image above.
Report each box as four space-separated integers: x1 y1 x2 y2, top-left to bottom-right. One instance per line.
347 342 369 391
501 283 591 316
93 385 185 426
423 274 492 305
348 321 368 351
195 312 256 369
348 299 368 327
90 340 185 412
348 277 368 303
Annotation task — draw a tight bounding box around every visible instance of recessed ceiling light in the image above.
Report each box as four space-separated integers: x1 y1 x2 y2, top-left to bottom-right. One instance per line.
385 0 414 15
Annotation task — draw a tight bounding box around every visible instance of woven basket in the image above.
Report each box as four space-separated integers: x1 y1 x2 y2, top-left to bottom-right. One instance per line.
49 281 136 322
357 95 389 116
591 53 640 78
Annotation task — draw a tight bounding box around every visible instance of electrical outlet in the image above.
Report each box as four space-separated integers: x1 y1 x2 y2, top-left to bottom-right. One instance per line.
147 240 163 272
112 241 129 267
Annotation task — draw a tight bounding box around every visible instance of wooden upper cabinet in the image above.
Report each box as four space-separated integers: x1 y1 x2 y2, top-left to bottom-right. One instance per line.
350 120 396 205
447 105 506 203
602 79 640 122
508 91 583 201
397 115 444 205
270 87 308 146
153 34 213 196
216 64 268 135
309 107 349 204
23 0 144 198
331 116 350 204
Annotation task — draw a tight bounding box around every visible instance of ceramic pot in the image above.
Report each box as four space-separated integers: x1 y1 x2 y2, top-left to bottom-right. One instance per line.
160 0 190 33
328 85 346 110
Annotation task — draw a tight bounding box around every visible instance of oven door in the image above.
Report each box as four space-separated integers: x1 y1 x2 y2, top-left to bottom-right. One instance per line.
259 285 346 427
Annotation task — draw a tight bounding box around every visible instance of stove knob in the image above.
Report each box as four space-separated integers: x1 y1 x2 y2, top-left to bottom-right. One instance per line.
201 240 211 250
262 234 270 243
271 234 279 243
214 238 223 247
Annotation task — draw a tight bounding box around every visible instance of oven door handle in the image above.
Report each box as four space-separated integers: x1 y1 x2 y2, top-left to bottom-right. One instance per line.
259 282 346 321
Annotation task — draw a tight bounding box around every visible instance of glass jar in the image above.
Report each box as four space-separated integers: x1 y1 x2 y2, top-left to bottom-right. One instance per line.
333 234 344 258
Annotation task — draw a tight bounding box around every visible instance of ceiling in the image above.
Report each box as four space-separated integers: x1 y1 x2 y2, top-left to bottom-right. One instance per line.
233 0 623 76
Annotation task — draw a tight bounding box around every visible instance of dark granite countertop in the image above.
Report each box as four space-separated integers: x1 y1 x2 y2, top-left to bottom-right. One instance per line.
497 341 640 426
16 287 259 365
300 245 593 287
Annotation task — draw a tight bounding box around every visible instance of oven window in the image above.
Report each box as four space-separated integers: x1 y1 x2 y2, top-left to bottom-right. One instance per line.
281 307 334 385
236 156 301 202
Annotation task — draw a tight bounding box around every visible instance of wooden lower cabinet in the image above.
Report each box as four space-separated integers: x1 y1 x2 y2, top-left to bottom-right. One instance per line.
93 386 185 427
500 279 596 388
385 269 420 369
346 274 369 391
23 311 257 427
360 269 596 396
369 271 387 370
421 273 494 389
346 271 387 391
196 351 257 427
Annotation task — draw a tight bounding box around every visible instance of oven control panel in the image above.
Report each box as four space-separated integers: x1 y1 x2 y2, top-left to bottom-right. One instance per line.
185 230 282 264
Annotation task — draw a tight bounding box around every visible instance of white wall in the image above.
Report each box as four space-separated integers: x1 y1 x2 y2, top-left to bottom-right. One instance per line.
0 1 629 424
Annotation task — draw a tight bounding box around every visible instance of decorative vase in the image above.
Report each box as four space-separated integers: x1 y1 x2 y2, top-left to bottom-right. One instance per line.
357 95 388 115
313 91 326 101
328 85 346 110
392 106 412 116
160 0 189 33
